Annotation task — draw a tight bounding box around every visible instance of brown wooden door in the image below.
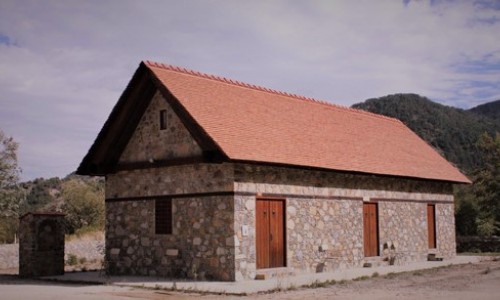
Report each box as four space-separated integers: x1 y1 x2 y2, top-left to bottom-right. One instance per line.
256 199 286 269
363 203 379 257
256 200 270 269
427 204 436 249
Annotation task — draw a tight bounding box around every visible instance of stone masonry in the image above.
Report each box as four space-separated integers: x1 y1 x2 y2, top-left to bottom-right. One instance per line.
232 164 456 280
19 213 65 277
119 91 202 163
106 195 235 280
104 90 457 281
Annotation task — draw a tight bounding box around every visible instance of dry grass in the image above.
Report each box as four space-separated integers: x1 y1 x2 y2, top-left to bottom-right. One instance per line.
65 230 104 242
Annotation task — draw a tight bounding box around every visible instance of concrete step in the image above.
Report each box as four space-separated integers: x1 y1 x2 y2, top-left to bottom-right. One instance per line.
427 253 444 261
363 257 389 268
255 267 295 280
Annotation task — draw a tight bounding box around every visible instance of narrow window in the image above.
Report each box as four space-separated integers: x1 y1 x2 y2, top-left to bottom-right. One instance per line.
155 199 172 234
159 109 167 130
427 204 436 249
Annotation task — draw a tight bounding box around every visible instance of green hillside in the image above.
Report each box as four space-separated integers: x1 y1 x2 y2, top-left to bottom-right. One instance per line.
469 99 500 125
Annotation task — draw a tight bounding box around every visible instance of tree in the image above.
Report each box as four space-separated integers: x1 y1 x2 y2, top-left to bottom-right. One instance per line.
0 129 20 190
0 129 23 243
472 132 500 236
454 185 479 236
62 178 105 234
454 132 500 238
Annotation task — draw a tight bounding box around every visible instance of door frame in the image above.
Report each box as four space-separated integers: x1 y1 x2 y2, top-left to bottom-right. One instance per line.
255 197 287 269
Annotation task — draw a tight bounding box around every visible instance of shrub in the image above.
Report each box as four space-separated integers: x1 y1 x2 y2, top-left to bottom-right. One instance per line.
67 254 78 266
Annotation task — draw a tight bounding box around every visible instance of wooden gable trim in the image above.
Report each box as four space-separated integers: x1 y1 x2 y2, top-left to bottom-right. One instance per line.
103 73 157 170
77 64 154 175
370 198 452 204
106 191 235 202
112 156 207 172
231 159 462 185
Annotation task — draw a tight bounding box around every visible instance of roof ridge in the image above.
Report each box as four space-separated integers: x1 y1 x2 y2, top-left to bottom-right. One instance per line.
144 60 402 124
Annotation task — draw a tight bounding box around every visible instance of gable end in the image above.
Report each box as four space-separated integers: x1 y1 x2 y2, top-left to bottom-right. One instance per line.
118 91 203 163
77 62 227 176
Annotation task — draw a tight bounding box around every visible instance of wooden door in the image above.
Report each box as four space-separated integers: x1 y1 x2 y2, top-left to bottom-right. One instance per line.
256 200 270 269
363 203 379 257
256 199 286 269
427 204 436 249
269 200 285 267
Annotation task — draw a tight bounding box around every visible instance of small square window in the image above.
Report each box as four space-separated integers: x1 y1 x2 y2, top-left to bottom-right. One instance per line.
159 109 167 130
155 199 172 234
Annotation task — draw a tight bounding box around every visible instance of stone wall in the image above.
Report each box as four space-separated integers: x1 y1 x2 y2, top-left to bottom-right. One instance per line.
105 163 236 280
19 213 65 277
378 201 456 261
233 164 456 280
287 197 364 272
106 195 235 280
378 201 428 263
233 194 256 281
119 91 202 163
105 87 239 281
106 163 233 199
105 157 456 281
436 203 457 258
233 164 453 197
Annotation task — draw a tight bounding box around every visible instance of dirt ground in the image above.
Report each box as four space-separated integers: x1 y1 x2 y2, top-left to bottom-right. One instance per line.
242 258 500 300
0 258 499 300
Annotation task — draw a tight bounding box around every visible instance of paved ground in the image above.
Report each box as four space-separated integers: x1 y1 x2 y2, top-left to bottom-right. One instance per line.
0 276 139 300
0 256 498 299
42 255 484 294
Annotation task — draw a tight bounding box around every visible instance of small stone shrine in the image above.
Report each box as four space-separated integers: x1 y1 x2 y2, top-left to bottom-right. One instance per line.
19 212 65 277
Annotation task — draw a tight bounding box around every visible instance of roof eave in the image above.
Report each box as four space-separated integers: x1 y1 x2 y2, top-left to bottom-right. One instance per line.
229 159 471 184
77 62 153 176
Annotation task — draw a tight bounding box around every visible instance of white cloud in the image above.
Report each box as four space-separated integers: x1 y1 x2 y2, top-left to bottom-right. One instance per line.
0 0 498 180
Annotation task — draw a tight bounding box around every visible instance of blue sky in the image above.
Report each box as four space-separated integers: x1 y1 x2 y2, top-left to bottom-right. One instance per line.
0 0 499 181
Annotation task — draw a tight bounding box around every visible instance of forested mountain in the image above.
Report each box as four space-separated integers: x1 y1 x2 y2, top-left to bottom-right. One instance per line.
469 99 500 125
352 94 500 174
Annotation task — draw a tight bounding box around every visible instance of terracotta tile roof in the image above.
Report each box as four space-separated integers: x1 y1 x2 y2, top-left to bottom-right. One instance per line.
142 61 469 183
